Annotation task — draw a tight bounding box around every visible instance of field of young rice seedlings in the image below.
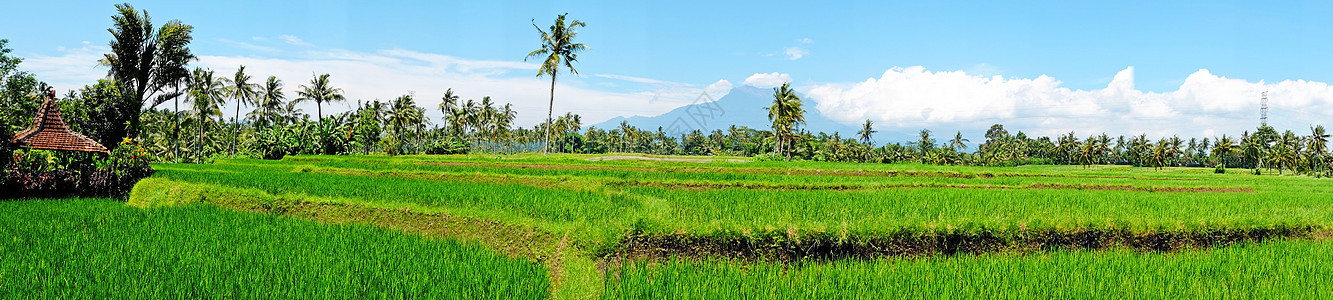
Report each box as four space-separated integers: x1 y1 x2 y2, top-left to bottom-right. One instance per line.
0 198 549 299
118 154 1333 298
603 239 1333 299
146 156 1333 253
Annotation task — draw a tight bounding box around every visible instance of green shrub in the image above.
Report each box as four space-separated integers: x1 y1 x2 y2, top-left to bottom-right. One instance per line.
13 148 55 174
0 125 11 172
3 139 153 199
422 138 469 155
752 152 783 162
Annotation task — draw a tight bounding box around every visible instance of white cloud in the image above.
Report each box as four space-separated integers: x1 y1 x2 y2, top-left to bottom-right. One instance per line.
704 79 733 100
807 66 1333 138
784 47 808 60
798 38 814 44
743 72 792 88
21 37 727 128
22 45 108 89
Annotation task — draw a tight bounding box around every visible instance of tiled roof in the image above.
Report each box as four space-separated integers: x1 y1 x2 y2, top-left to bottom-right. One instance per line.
11 95 110 153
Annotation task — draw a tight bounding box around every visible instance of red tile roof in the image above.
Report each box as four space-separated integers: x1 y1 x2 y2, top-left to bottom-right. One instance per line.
11 95 110 154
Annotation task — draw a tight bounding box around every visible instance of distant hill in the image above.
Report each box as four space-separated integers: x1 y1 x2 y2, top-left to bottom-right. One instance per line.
592 85 912 141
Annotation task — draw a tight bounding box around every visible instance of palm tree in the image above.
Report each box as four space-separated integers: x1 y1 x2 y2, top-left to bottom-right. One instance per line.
1213 134 1237 168
949 131 969 152
172 76 187 163
224 65 258 156
463 98 479 137
188 68 225 163
1094 134 1113 164
295 73 345 122
916 129 934 163
618 120 635 152
767 83 805 159
1276 130 1301 174
479 96 497 141
857 120 877 146
1310 125 1329 174
251 76 285 128
282 100 305 125
386 94 426 155
499 104 516 138
526 13 588 155
438 88 459 133
100 3 195 147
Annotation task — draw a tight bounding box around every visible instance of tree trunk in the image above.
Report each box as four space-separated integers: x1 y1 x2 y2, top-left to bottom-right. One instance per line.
543 74 557 155
173 85 180 163
317 101 323 123
198 114 205 164
233 99 241 156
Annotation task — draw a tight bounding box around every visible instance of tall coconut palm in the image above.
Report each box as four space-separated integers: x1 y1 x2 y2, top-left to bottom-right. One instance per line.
1310 125 1329 174
295 73 345 122
857 120 877 146
498 104 516 139
479 96 497 141
282 100 305 124
949 131 969 152
1275 130 1301 173
224 65 257 156
767 83 805 159
526 13 588 155
100 3 195 147
1212 134 1237 168
386 94 426 154
250 76 285 127
1094 134 1113 164
188 68 225 163
438 88 459 133
462 98 479 137
916 129 935 162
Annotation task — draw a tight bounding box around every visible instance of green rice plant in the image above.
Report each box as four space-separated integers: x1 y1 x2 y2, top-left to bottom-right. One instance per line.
603 239 1333 299
142 157 1333 258
0 198 549 299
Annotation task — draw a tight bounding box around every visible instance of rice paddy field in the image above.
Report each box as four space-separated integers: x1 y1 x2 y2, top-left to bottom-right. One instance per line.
8 153 1333 298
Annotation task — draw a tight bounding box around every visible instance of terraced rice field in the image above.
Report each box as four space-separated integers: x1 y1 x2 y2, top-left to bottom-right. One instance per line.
9 154 1333 298
0 198 548 299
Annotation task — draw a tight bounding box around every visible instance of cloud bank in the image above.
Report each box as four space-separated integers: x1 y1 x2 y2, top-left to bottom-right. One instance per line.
22 37 733 128
806 66 1333 138
742 72 792 88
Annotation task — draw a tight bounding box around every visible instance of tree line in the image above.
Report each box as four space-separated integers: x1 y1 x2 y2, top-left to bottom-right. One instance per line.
3 4 1330 178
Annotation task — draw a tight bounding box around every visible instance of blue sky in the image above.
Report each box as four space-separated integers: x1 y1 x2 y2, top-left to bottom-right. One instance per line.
5 0 1333 139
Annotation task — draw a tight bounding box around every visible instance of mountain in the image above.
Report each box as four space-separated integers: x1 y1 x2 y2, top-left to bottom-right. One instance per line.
591 85 914 142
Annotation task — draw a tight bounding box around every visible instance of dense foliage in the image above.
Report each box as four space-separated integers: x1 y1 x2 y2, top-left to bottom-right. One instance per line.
1 139 153 198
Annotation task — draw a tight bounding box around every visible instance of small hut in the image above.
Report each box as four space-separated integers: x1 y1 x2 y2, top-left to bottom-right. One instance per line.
11 92 110 154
